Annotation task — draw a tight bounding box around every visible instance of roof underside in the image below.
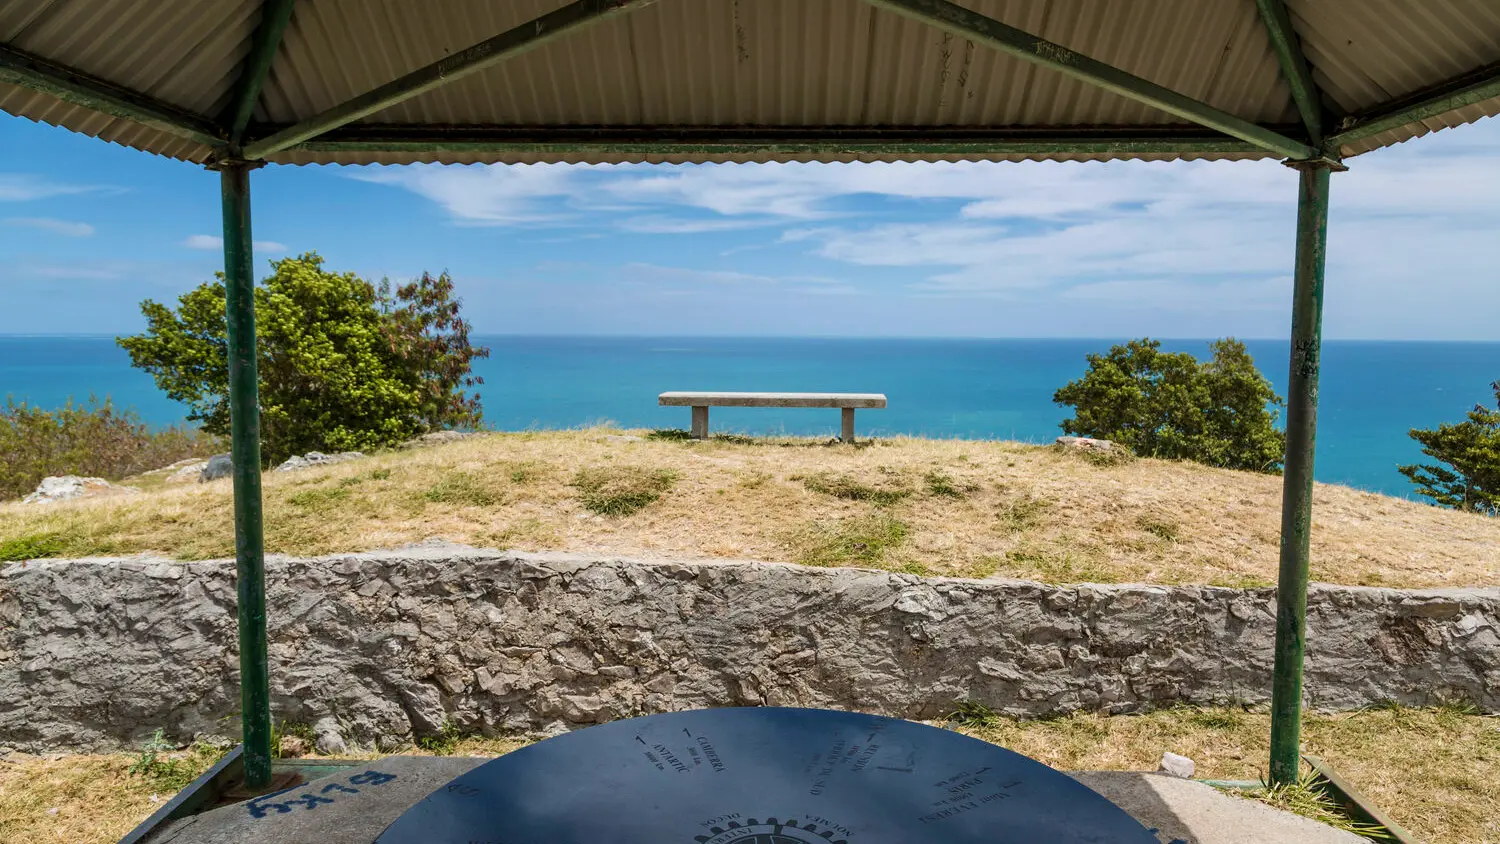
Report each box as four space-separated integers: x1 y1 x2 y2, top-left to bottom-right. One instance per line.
1 0 1498 166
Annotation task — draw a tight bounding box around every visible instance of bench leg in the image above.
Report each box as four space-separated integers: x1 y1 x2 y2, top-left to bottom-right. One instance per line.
691 406 709 439
841 407 855 443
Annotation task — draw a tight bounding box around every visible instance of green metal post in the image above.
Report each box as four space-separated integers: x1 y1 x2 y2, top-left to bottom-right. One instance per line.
1254 0 1324 144
223 0 297 143
1269 163 1333 787
220 161 272 789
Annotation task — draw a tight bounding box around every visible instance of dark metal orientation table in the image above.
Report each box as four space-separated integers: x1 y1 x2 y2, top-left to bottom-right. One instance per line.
376 707 1159 844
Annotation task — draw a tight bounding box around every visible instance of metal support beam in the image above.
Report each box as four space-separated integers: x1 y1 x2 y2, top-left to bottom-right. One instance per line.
222 0 296 142
219 161 272 790
1325 60 1500 151
1303 755 1419 844
242 0 658 160
0 42 222 147
1254 0 1324 143
1269 162 1334 787
859 0 1317 160
282 125 1279 158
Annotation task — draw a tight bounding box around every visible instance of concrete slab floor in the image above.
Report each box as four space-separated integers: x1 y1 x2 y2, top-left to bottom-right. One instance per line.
146 757 1366 844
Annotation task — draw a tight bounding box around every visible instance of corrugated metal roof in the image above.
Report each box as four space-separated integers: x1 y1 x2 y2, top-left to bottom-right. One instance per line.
0 0 1496 166
0 0 260 163
1289 0 1500 155
285 0 1297 127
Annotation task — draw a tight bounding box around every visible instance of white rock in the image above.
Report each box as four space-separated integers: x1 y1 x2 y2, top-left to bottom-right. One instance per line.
1056 435 1119 454
314 716 348 755
274 451 365 472
1158 751 1196 779
402 431 475 448
22 476 140 505
164 460 209 485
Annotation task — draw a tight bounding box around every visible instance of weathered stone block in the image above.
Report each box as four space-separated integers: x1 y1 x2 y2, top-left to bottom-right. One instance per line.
0 546 1496 752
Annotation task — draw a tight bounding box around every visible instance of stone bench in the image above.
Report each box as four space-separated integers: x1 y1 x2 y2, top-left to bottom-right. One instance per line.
658 391 887 441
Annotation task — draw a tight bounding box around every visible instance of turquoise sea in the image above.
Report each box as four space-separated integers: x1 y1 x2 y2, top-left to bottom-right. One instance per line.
2 335 1496 498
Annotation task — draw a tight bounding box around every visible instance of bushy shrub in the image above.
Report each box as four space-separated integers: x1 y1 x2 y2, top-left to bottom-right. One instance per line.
802 471 911 505
572 466 678 515
790 513 909 568
0 397 220 500
118 253 489 464
1054 338 1285 473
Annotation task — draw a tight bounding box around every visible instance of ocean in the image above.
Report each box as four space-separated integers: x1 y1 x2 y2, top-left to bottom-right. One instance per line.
2 335 1496 498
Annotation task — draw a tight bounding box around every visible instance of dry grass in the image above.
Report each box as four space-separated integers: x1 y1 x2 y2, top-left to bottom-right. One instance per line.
0 732 528 844
951 704 1500 844
0 753 198 844
5 706 1493 844
1 429 1496 586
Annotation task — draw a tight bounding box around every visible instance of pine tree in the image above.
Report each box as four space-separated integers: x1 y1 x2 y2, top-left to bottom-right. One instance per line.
1399 382 1500 515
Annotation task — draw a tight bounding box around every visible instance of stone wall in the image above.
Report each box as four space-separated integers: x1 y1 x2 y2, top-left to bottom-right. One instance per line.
2 545 1496 753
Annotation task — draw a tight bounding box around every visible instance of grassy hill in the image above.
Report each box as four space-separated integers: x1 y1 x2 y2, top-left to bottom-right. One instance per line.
4 430 1498 844
2 429 1495 587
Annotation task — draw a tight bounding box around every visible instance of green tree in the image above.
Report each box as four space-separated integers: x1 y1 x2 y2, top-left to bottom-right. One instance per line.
1398 382 1500 514
118 253 488 464
1053 338 1286 472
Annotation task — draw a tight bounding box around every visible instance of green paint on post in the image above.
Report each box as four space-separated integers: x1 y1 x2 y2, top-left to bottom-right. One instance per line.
860 0 1316 160
1253 0 1324 143
1269 163 1333 787
242 0 659 159
219 162 272 789
223 0 296 142
0 43 222 147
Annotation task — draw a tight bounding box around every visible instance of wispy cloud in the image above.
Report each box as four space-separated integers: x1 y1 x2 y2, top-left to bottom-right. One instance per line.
182 234 289 253
0 174 109 202
621 262 856 295
5 257 225 289
1060 277 1289 311
26 264 126 281
356 163 849 230
809 143 1500 305
350 164 591 225
355 118 1500 337
623 263 782 286
4 217 94 237
617 216 784 235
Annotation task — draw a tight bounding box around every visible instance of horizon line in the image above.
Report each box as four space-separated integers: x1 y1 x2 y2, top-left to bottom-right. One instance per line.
4 332 1500 344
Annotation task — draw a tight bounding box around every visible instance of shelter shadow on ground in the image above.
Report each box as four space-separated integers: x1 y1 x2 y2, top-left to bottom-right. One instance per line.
138 757 1368 844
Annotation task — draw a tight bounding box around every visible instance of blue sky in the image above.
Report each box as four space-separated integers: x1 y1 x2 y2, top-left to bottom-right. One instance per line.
2 113 1498 339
